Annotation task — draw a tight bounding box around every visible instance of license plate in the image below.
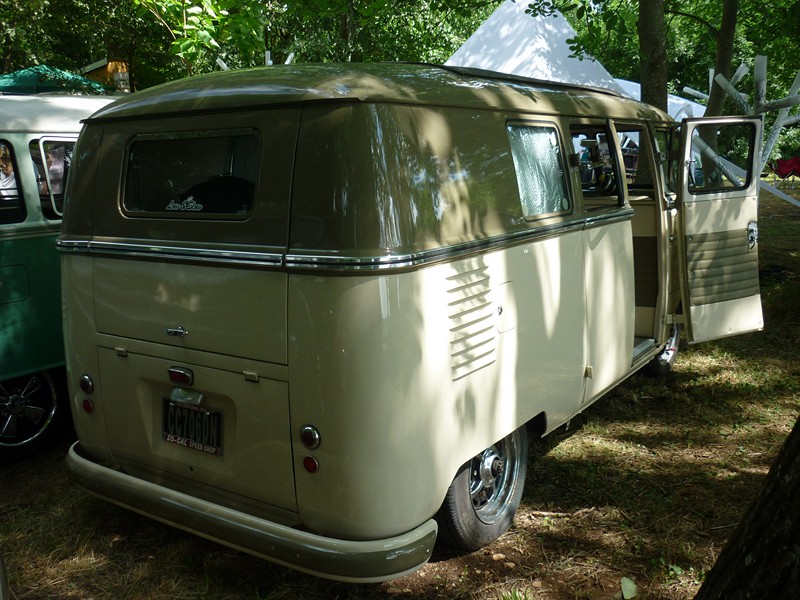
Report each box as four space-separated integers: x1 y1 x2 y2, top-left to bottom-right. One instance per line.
162 399 223 455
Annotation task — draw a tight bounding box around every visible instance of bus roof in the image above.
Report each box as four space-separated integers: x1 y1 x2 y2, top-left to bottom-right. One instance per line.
88 62 670 123
0 94 113 133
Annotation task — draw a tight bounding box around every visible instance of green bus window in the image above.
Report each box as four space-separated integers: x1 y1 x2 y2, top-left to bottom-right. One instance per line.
30 139 75 220
0 141 25 224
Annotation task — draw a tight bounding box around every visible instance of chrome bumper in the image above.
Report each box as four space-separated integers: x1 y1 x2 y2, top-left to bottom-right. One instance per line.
66 442 437 582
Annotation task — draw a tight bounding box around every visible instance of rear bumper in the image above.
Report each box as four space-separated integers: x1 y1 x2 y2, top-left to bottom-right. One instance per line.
66 442 437 582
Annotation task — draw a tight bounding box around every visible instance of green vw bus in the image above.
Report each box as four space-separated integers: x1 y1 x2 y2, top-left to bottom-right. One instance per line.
1 94 111 461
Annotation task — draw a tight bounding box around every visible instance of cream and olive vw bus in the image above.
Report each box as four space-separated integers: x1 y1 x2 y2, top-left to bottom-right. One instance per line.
60 63 762 581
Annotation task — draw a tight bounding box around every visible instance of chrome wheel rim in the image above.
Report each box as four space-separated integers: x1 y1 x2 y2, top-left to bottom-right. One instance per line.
0 373 58 447
469 430 523 524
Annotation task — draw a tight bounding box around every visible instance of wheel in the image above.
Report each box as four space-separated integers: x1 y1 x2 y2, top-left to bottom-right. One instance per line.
0 554 8 600
645 323 681 377
436 425 528 551
0 370 65 461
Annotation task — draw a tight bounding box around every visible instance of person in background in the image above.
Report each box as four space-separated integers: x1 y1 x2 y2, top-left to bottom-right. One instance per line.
0 143 17 197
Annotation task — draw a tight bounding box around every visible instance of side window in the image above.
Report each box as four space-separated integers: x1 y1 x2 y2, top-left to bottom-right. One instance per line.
0 141 25 224
570 125 621 203
506 123 571 219
124 131 261 219
30 138 75 219
688 123 755 193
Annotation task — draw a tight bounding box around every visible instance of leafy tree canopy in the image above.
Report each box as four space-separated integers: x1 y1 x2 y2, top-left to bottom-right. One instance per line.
529 0 800 101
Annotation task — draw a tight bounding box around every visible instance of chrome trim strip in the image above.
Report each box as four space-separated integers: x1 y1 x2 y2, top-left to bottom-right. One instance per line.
57 208 633 272
286 219 589 271
57 239 284 267
582 206 635 229
56 239 88 251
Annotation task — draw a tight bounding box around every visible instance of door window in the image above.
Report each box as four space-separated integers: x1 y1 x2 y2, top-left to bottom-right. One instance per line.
654 127 679 194
687 122 756 193
571 125 622 203
615 124 656 191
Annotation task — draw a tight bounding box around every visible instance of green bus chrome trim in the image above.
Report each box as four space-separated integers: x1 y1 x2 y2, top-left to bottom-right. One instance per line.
57 208 632 272
66 442 437 583
0 224 60 241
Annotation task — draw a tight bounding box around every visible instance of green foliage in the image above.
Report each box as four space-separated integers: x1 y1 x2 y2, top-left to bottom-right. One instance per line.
527 0 800 100
0 0 183 89
525 0 639 80
272 1 501 65
132 0 271 73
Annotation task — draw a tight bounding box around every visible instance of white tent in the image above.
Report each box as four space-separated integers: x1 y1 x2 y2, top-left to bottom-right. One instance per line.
446 1 626 94
446 0 707 120
614 79 706 119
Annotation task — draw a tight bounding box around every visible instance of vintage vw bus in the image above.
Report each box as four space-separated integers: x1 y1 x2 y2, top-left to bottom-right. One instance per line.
0 94 111 461
59 63 763 581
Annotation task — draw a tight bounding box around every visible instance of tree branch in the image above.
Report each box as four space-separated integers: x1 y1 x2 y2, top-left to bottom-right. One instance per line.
665 9 719 38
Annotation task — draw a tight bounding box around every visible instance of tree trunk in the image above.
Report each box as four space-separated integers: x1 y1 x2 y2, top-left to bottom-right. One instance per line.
704 0 738 116
694 414 800 599
637 0 667 112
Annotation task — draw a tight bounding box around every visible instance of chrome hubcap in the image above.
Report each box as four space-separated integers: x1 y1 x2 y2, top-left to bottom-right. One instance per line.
0 375 55 447
468 432 523 524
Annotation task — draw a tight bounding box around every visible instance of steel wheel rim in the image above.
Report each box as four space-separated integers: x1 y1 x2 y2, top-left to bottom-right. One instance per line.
468 431 523 524
0 373 58 447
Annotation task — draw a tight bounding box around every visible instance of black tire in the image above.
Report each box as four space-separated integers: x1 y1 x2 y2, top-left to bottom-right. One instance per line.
436 425 528 551
644 323 681 377
0 554 8 600
0 370 68 462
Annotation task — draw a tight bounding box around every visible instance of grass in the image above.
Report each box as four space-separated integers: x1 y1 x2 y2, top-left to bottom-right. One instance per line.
1 190 798 599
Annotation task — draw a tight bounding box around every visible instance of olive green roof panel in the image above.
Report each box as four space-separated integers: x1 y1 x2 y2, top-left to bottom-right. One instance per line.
89 63 670 123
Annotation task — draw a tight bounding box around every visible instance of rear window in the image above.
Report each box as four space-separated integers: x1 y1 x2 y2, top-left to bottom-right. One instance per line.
123 131 260 219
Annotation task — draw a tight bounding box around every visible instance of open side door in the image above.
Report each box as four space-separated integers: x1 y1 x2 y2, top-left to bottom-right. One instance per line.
676 116 763 343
